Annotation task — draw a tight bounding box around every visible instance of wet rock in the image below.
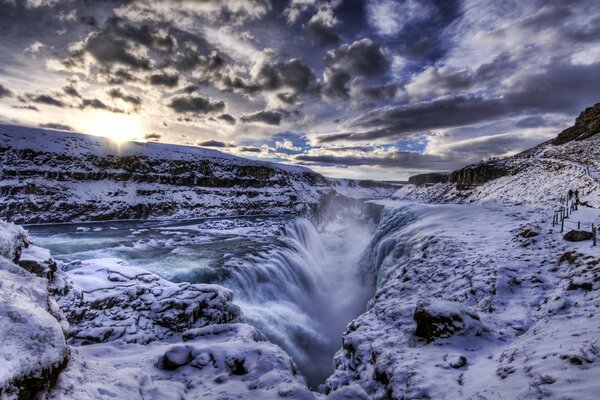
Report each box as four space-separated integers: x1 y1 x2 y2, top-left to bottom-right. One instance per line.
564 230 593 242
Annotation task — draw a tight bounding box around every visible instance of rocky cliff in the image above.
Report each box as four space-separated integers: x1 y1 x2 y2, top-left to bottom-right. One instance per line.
553 102 600 145
0 125 394 224
407 103 600 189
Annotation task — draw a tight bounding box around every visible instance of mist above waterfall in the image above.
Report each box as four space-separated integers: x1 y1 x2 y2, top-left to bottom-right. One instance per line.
28 214 375 389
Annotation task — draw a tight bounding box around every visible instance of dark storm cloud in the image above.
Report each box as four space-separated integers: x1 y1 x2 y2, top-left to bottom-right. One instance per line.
238 146 261 153
197 140 233 148
26 94 65 107
71 16 178 71
240 110 282 126
218 113 236 125
144 132 161 140
320 60 600 143
254 58 316 93
63 85 81 98
295 151 453 169
107 88 142 107
81 31 151 70
307 16 339 46
149 72 179 87
325 38 390 77
322 68 351 99
80 98 123 113
0 84 13 98
13 105 39 111
39 122 73 131
168 95 225 114
108 69 138 84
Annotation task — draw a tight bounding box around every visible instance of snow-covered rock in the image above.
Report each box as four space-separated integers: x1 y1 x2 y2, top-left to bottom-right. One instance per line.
48 324 318 400
57 258 240 344
325 201 600 399
0 124 396 224
0 222 68 398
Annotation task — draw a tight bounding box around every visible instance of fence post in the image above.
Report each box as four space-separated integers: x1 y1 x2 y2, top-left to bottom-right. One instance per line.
561 215 564 233
578 221 581 230
593 226 597 247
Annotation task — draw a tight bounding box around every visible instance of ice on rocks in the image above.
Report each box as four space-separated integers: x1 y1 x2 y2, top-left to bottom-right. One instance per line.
57 258 241 344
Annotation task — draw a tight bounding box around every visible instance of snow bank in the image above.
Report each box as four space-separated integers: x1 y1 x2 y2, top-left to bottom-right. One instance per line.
48 324 317 400
0 222 68 397
0 220 29 261
325 201 600 399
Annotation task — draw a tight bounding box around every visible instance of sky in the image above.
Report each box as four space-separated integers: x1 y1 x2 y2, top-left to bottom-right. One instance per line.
0 0 599 180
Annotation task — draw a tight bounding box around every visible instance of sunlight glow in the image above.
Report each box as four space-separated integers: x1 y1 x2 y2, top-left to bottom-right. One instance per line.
83 113 143 143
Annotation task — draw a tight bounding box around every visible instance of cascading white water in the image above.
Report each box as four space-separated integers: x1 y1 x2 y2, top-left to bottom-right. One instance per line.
28 215 375 390
218 218 373 388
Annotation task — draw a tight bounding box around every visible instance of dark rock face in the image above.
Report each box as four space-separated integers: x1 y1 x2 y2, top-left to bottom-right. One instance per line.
450 160 508 186
408 172 450 186
564 230 593 242
413 300 483 342
553 102 600 145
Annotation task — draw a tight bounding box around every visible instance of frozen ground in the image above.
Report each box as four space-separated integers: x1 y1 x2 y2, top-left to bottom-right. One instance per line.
326 200 600 399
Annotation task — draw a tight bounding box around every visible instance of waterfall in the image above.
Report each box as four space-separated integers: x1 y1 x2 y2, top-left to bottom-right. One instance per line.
218 217 373 389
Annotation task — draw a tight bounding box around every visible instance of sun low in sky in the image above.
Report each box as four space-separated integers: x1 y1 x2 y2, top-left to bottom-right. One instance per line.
79 112 145 144
0 0 599 180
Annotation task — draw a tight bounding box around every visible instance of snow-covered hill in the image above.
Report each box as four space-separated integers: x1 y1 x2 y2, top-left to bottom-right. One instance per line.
0 124 396 224
394 103 600 207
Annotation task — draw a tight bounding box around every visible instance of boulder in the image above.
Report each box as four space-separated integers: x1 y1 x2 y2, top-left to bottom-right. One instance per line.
563 230 593 242
446 353 467 369
413 299 483 342
159 346 191 370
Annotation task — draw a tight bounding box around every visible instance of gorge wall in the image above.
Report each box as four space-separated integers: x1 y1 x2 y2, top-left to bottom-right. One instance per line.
0 124 395 224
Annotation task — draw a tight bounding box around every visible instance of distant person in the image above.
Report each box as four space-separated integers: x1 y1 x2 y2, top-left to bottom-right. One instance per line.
568 189 573 199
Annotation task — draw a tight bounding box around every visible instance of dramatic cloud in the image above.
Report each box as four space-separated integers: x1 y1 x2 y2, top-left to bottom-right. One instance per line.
197 140 233 148
144 132 161 140
39 122 73 131
325 38 390 77
306 8 339 46
107 88 142 108
168 95 226 115
241 110 282 126
149 72 179 87
1 0 599 179
0 84 13 98
26 94 65 107
218 113 236 125
80 98 123 113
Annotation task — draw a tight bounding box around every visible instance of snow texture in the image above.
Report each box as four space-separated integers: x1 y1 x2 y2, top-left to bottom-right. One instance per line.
0 124 396 224
0 222 68 398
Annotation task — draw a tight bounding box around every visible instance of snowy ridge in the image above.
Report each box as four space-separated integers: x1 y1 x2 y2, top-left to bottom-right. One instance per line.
393 133 600 208
0 124 396 224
